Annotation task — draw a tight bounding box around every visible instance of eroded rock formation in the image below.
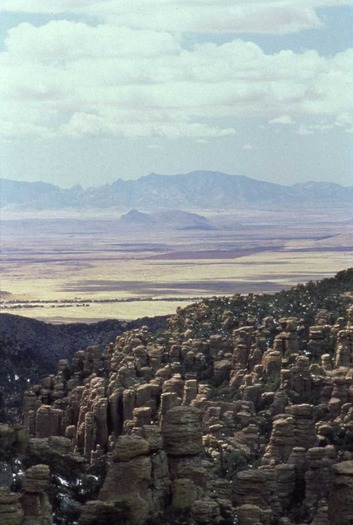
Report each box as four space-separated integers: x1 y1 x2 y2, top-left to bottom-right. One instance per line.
1 269 353 524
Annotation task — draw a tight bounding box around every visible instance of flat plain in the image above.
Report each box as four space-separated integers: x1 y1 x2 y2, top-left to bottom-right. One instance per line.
1 207 352 322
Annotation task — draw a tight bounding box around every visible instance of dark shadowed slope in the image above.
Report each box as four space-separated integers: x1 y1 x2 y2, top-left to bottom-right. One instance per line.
0 313 167 422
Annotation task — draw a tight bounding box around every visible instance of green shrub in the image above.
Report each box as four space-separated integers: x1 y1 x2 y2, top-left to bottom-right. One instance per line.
217 449 248 480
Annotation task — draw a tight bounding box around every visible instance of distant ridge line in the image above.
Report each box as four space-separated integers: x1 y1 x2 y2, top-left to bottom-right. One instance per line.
1 171 352 211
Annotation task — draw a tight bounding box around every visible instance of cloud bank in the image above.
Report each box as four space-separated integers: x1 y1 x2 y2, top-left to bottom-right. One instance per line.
2 1 353 33
0 1 352 139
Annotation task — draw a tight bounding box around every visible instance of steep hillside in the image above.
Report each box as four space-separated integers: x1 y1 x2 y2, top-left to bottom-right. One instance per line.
0 314 167 422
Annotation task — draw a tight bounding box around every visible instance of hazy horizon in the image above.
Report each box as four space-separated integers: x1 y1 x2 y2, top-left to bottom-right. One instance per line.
1 169 353 191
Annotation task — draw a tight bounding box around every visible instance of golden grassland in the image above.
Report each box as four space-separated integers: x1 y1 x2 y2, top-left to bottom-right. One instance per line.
1 209 352 322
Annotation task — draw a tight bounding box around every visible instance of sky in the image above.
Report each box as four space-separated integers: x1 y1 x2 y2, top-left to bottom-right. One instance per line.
0 1 352 188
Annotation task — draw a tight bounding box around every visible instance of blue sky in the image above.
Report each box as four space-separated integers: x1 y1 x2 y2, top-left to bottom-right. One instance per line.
0 1 352 187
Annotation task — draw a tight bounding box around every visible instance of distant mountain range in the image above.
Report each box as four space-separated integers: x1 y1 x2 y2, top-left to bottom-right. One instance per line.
1 171 352 211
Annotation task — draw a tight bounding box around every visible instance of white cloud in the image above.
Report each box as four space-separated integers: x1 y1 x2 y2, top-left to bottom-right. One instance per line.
1 1 353 34
83 3 323 35
147 144 164 149
5 21 181 59
0 15 352 139
269 115 295 125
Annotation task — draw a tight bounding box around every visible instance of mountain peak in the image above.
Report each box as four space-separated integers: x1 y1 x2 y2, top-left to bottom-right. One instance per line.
116 209 214 230
119 209 154 224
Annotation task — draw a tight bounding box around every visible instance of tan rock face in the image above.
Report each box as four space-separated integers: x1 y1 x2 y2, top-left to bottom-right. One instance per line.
328 460 353 525
235 503 272 525
334 329 353 366
78 500 127 525
305 447 333 520
275 464 295 511
35 405 63 438
20 493 52 525
232 469 269 508
112 434 150 462
0 425 16 449
288 404 317 450
263 417 295 465
262 350 282 376
191 498 222 525
287 356 312 396
161 406 203 456
273 317 299 356
172 478 198 509
0 489 24 525
98 432 170 525
100 455 153 525
20 465 52 525
308 325 333 359
22 464 50 493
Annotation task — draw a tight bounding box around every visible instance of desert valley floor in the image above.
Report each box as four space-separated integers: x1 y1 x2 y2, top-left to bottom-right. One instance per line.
1 207 352 322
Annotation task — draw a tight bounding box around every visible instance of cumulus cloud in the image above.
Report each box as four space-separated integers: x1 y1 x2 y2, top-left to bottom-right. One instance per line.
5 21 181 59
0 12 352 139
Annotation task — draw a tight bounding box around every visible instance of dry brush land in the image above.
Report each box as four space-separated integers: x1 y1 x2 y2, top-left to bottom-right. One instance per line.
1 207 352 322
